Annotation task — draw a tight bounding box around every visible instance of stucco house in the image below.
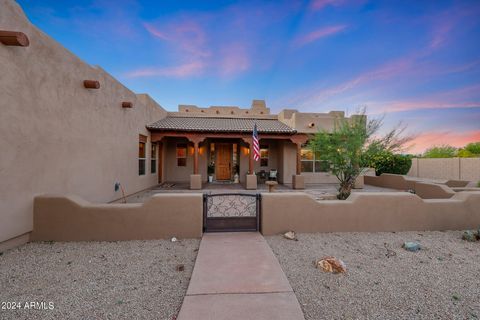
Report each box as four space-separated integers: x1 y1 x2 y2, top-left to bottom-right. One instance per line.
146 100 361 190
0 0 361 249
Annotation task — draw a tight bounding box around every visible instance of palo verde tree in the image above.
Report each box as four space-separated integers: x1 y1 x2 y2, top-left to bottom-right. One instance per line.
309 111 379 200
309 109 413 200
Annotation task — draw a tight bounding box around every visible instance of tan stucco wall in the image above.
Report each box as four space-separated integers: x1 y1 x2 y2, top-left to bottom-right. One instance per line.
364 174 470 199
408 158 480 182
31 194 203 241
0 0 167 243
261 192 480 235
163 138 209 182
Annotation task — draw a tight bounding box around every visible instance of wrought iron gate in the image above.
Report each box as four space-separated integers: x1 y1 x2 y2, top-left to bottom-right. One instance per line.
203 193 261 232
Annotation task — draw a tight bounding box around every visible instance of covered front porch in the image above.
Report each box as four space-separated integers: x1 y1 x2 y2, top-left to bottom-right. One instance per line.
151 132 308 190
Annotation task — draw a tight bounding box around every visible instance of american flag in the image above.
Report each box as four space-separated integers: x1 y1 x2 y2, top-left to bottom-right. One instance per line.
253 123 260 161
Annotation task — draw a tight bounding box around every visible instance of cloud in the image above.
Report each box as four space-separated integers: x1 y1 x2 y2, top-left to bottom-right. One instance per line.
407 130 480 154
294 25 347 46
218 43 250 76
369 84 480 114
310 0 343 11
124 61 205 78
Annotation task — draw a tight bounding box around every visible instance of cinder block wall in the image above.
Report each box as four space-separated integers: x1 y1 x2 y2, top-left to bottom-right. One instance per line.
408 158 480 182
0 0 167 246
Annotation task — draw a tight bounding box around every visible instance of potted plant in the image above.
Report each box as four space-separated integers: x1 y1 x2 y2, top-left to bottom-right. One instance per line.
233 164 240 183
207 163 215 183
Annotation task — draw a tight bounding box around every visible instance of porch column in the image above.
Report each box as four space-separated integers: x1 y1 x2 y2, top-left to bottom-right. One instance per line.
290 135 309 190
242 137 257 190
187 135 205 190
193 141 199 174
249 142 254 174
296 143 302 175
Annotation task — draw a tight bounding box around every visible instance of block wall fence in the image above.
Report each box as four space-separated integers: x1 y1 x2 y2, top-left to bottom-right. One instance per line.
408 158 480 182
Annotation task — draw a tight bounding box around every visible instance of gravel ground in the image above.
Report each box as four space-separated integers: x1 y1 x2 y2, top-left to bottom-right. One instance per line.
0 239 200 320
266 231 480 320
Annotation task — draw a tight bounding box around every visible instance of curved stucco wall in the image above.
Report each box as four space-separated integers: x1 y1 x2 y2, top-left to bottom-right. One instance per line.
0 0 167 243
262 192 480 235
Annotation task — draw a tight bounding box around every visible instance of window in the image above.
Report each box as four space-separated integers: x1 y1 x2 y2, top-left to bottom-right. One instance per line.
176 143 187 167
301 145 329 173
151 143 157 174
138 140 146 175
260 145 269 167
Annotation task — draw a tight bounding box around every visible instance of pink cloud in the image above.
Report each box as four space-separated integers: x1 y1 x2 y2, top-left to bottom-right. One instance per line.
407 130 480 154
370 84 480 113
310 0 344 11
295 25 347 46
219 43 250 76
124 61 205 78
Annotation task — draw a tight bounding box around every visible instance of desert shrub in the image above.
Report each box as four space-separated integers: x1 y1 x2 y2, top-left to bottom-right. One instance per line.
465 142 480 155
422 145 457 158
457 149 475 158
363 150 412 176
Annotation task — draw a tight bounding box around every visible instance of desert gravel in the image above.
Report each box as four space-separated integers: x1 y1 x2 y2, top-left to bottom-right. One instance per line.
0 239 199 320
266 231 480 320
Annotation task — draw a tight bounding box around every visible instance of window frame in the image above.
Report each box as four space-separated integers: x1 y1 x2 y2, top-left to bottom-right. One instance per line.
151 143 157 174
176 143 187 167
138 140 146 176
300 144 328 173
260 144 269 167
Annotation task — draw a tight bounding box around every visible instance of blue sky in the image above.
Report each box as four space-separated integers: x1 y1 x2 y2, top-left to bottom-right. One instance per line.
18 0 480 153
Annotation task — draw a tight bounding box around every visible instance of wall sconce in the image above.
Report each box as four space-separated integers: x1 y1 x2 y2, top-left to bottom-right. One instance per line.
189 146 194 156
243 147 250 155
199 146 204 155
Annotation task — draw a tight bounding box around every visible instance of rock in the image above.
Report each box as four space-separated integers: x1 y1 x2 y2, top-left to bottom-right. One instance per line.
176 264 185 272
171 237 178 242
461 230 478 242
283 231 297 241
315 257 346 273
402 242 421 252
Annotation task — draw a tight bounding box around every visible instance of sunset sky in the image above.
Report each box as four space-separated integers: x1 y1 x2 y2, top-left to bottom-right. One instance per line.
18 0 480 154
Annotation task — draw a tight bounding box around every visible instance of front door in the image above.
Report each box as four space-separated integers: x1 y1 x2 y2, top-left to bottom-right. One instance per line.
216 143 231 180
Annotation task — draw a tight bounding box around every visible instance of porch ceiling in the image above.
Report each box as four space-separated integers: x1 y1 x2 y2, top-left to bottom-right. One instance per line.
147 116 296 134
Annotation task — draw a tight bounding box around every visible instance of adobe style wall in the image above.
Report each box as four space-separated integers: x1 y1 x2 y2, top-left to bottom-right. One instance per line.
364 174 467 199
31 194 203 241
0 0 167 246
261 192 480 235
408 158 480 183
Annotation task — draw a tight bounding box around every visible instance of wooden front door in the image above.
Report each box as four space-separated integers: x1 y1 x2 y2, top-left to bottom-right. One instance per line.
216 143 231 180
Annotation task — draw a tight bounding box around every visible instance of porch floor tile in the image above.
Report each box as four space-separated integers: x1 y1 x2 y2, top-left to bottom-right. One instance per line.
177 232 304 320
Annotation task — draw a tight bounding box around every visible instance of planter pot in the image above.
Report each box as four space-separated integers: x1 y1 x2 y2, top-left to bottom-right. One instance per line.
208 175 213 183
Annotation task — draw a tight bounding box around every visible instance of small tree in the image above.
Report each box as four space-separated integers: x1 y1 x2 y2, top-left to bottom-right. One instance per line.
422 145 457 158
465 142 480 155
310 113 379 200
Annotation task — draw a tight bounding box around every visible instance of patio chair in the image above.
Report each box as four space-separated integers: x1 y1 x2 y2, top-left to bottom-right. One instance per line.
268 169 278 181
257 170 267 184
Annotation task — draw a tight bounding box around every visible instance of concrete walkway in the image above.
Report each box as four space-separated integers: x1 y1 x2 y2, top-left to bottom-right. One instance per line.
177 232 305 320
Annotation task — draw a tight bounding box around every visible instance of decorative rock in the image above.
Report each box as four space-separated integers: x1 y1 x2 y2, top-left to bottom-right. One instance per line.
402 242 421 252
283 231 297 241
461 231 478 242
315 257 347 273
176 264 184 272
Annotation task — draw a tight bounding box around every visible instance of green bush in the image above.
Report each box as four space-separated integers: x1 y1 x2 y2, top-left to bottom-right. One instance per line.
477 181 480 188
465 142 480 155
457 149 475 158
422 145 457 158
363 151 412 176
